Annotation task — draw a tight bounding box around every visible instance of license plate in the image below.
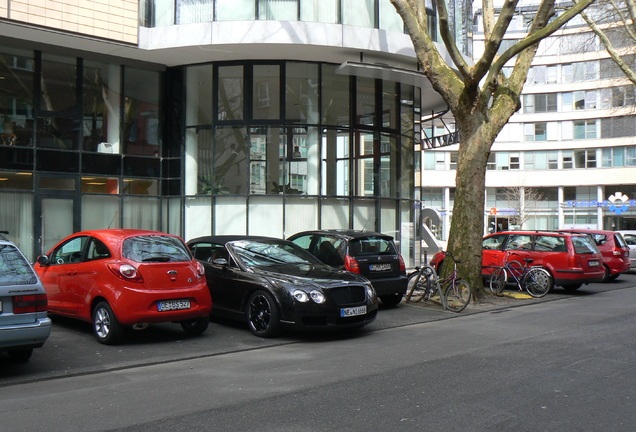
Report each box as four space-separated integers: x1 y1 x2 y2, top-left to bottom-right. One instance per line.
340 306 367 317
370 263 391 271
589 260 599 266
158 299 191 311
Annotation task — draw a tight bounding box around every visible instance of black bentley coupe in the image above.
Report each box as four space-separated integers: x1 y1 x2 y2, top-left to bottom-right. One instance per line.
187 235 378 337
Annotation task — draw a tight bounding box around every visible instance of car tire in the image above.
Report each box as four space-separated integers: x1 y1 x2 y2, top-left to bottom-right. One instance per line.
600 265 611 283
180 316 210 335
7 349 33 363
379 293 403 308
93 301 124 345
562 283 582 291
246 291 281 338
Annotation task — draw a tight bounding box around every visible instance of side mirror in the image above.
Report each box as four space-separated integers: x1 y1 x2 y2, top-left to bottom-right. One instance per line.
212 258 229 269
37 255 50 266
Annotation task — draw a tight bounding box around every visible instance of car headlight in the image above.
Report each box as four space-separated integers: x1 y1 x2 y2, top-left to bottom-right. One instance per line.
293 290 310 302
365 285 376 300
310 290 326 304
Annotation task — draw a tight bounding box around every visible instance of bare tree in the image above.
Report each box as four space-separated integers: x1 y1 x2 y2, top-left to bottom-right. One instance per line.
502 186 546 228
581 0 636 85
389 0 595 298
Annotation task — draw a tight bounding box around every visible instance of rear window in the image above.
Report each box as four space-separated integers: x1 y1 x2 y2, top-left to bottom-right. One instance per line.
349 237 397 256
614 234 628 248
122 235 192 263
571 236 599 254
0 244 38 286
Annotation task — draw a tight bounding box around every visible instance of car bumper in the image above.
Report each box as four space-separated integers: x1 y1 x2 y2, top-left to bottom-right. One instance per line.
0 317 52 350
368 276 408 296
111 283 212 326
280 301 378 331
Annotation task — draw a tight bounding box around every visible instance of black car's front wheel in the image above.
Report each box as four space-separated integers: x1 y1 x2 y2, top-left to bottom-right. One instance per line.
246 291 281 338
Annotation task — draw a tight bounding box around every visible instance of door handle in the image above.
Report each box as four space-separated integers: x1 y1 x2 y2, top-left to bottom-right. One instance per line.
67 270 77 276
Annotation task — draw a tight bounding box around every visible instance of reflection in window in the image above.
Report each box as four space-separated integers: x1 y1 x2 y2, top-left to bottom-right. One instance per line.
322 64 350 127
286 62 319 123
36 116 79 150
253 65 280 120
123 67 160 157
40 54 77 113
83 61 119 153
218 65 244 121
214 126 248 195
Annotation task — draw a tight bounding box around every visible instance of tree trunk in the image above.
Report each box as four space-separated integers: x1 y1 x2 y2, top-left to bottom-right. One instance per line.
442 113 495 301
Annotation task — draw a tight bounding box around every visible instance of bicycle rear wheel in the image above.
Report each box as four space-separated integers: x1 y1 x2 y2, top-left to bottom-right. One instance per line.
489 267 507 295
405 266 435 302
444 279 471 312
523 268 552 298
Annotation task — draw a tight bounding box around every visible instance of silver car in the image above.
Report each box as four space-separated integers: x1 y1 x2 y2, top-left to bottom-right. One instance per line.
0 231 51 362
618 231 636 271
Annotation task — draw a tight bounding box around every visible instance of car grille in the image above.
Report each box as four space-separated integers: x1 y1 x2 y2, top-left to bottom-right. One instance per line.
328 285 366 305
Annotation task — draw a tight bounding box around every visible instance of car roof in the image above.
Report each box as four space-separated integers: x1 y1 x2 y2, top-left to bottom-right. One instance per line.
558 228 618 235
487 230 579 237
289 230 394 240
187 235 290 245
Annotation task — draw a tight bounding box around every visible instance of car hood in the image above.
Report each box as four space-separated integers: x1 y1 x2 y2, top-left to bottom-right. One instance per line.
251 263 369 288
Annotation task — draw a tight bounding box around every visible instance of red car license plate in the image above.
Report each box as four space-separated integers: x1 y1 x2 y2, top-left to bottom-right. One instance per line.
158 299 191 311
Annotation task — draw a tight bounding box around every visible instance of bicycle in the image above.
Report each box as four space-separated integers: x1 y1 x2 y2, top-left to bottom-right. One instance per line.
405 251 471 312
488 251 552 298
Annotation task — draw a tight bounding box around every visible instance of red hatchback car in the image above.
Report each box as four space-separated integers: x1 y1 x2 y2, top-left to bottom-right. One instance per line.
430 230 605 290
559 229 630 282
35 229 212 344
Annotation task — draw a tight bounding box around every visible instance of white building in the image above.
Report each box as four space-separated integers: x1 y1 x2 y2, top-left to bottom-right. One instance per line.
419 1 636 245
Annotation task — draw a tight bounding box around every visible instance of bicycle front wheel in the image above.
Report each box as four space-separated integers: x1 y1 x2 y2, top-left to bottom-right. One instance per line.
523 268 552 298
444 279 471 312
489 267 507 295
405 266 435 303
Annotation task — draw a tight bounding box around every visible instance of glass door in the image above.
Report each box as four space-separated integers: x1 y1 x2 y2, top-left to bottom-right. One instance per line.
34 174 80 256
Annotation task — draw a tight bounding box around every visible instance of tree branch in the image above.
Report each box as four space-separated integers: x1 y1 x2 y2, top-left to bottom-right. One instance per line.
581 7 636 85
436 0 472 80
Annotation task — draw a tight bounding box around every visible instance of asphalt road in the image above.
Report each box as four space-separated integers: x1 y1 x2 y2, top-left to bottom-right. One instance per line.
1 274 635 431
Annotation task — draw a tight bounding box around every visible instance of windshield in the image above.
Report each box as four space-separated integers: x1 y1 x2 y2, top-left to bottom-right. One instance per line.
122 235 192 263
228 239 320 268
0 244 38 286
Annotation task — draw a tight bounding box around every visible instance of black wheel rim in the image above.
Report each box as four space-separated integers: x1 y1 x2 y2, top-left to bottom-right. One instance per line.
249 294 271 333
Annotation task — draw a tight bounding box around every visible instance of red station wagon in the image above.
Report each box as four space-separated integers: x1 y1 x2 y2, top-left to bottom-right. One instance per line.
35 229 212 344
558 229 630 282
431 230 605 290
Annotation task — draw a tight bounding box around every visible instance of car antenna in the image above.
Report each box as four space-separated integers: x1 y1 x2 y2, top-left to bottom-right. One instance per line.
107 211 119 229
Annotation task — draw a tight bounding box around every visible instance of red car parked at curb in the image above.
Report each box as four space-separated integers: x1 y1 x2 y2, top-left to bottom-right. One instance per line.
558 229 630 282
430 230 605 291
35 229 212 344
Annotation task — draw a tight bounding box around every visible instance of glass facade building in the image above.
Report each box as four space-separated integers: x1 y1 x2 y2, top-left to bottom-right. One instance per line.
0 0 454 264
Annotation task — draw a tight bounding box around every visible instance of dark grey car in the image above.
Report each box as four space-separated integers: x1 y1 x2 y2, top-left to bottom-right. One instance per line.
287 230 408 307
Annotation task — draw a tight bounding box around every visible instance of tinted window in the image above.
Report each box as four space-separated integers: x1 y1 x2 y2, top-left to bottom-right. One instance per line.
123 235 191 262
614 234 627 248
86 238 111 261
571 236 599 254
505 234 533 251
0 244 37 285
483 234 506 250
349 237 397 256
534 235 567 252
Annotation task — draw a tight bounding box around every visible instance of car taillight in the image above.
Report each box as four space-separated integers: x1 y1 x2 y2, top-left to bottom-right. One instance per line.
13 294 47 314
344 255 360 273
107 263 144 283
398 254 406 272
612 249 622 256
196 261 205 278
